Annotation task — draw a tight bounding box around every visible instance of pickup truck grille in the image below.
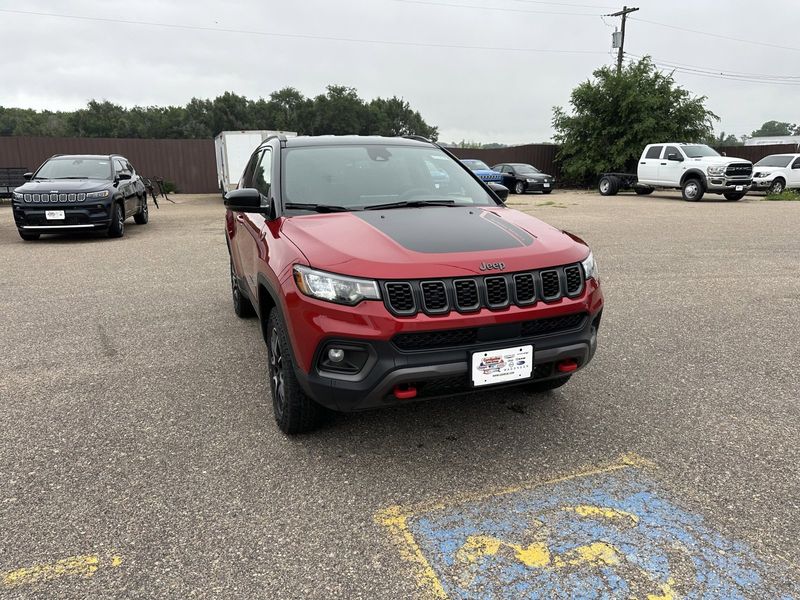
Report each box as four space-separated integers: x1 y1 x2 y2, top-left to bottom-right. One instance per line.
725 163 752 178
392 313 588 351
382 263 585 317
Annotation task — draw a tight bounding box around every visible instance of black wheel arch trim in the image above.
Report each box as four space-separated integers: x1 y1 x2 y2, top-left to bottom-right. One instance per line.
680 170 707 188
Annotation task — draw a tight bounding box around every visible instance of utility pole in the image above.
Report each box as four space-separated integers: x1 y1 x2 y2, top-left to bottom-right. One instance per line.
606 6 639 74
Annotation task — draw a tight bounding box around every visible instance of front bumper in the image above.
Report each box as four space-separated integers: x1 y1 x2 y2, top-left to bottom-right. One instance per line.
523 180 555 193
751 177 774 190
12 202 113 231
284 280 604 412
705 177 751 193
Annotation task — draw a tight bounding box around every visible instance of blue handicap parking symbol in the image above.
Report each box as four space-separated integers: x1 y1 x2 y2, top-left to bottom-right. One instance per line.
377 457 798 599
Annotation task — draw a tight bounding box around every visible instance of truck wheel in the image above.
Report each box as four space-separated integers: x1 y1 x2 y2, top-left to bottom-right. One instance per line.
133 196 149 224
598 176 618 196
527 375 571 393
266 310 328 434
768 178 785 195
681 178 704 202
18 230 40 241
723 192 745 201
107 202 125 238
635 187 654 195
230 258 255 318
514 181 525 194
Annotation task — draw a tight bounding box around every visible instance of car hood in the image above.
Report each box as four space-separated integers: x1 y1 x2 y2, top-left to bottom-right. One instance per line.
281 206 589 280
752 167 780 176
684 156 750 166
15 179 112 193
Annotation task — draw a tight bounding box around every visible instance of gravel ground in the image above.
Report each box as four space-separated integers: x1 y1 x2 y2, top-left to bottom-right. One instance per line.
0 190 797 599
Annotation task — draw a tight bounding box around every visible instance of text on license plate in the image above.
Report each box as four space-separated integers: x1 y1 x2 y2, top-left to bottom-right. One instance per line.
735 185 743 191
45 210 65 220
472 345 533 387
543 183 550 187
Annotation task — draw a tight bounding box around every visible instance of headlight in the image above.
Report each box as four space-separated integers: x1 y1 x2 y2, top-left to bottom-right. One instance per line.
12 192 23 200
707 165 726 176
526 178 536 183
293 265 381 306
86 190 109 199
581 252 598 280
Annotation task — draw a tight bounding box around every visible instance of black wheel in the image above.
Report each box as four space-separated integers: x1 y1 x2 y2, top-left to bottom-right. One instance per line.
230 258 255 318
266 310 328 434
527 376 571 393
768 178 785 195
514 181 525 194
541 189 552 195
598 176 618 196
18 230 40 241
635 187 654 195
107 202 125 238
133 196 149 224
681 178 704 202
723 192 745 201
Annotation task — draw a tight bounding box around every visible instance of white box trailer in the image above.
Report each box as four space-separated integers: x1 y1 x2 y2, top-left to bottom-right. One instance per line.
214 130 296 195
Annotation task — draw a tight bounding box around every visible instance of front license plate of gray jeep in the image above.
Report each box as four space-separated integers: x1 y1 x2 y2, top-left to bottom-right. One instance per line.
471 345 533 387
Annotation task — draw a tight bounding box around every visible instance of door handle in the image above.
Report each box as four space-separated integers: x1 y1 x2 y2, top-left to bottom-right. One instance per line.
640 162 646 164
660 162 667 165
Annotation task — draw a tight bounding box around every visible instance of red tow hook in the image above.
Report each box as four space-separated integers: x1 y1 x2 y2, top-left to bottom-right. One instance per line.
393 384 418 400
556 358 579 374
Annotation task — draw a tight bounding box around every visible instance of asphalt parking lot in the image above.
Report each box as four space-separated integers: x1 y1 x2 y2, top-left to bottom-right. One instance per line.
1 190 798 599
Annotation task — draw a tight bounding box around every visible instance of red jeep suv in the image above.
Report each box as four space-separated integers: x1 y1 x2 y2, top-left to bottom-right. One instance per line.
225 135 603 434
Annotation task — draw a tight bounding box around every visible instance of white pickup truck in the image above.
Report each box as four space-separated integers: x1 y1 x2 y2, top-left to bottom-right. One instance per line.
598 143 754 201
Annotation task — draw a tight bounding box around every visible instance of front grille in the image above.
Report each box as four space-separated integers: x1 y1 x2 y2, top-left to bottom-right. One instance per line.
24 192 86 203
725 163 752 177
421 281 448 313
485 276 509 307
383 263 585 316
392 313 588 351
385 282 415 314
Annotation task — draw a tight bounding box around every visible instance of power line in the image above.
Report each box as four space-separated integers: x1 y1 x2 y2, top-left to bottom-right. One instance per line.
513 0 617 9
639 56 800 81
629 16 800 54
390 0 603 17
628 54 800 86
0 8 608 55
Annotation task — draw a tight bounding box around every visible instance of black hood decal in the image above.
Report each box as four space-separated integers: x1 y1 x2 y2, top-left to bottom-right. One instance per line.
355 207 534 254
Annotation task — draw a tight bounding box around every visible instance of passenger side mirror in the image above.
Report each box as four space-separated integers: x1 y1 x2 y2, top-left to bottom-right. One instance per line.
117 172 132 180
23 172 33 180
667 153 683 162
488 182 509 202
224 187 269 212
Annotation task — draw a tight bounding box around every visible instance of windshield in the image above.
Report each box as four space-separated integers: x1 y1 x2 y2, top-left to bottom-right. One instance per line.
681 145 720 158
461 159 491 171
35 157 112 180
283 145 497 210
755 155 793 167
513 164 541 174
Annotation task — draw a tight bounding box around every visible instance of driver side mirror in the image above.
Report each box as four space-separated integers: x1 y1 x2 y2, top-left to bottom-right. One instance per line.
117 172 132 180
488 182 509 202
23 172 33 181
224 187 269 213
667 153 683 162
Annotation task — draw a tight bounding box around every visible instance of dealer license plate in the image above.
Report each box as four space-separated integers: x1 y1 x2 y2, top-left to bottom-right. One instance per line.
45 210 65 220
543 183 550 188
472 345 533 387
735 185 743 192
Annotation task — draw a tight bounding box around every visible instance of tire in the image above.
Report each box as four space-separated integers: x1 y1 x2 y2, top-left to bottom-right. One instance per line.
768 178 785 195
230 258 255 318
266 310 328 434
723 192 745 201
598 176 618 196
527 376 571 393
514 181 525 195
133 196 149 224
18 230 40 241
681 178 704 202
635 187 654 195
107 202 125 238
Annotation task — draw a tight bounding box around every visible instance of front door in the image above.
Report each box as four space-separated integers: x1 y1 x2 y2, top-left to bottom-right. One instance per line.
657 146 685 186
789 157 800 187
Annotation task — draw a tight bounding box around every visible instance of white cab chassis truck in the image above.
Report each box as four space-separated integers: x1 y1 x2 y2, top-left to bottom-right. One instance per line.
598 143 753 201
215 130 297 196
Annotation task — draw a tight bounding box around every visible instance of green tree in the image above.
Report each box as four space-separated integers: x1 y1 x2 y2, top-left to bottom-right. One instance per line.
750 120 797 138
367 96 438 140
704 130 742 147
553 57 717 183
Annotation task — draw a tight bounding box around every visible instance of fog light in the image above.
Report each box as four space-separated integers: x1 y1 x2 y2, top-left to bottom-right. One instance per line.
328 348 345 363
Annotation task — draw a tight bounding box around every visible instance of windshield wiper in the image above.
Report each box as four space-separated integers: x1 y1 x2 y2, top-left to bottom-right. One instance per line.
363 199 456 210
54 176 89 179
284 202 355 213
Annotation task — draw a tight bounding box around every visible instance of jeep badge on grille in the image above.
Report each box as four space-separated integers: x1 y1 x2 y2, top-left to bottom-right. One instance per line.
480 262 506 271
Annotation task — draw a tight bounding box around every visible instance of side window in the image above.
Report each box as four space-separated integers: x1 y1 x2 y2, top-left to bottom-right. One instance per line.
793 158 800 169
645 146 663 159
240 149 263 188
665 146 680 160
253 149 273 199
113 159 125 175
125 160 135 175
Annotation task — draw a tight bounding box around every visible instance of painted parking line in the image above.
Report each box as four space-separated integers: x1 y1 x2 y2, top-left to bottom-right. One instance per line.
2 553 122 588
376 455 799 599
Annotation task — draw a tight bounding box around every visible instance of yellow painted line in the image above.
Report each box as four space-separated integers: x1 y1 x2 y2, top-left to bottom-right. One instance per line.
2 553 123 588
375 453 654 599
563 504 640 526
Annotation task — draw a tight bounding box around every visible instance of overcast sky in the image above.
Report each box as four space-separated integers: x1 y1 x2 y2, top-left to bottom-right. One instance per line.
2 0 799 144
